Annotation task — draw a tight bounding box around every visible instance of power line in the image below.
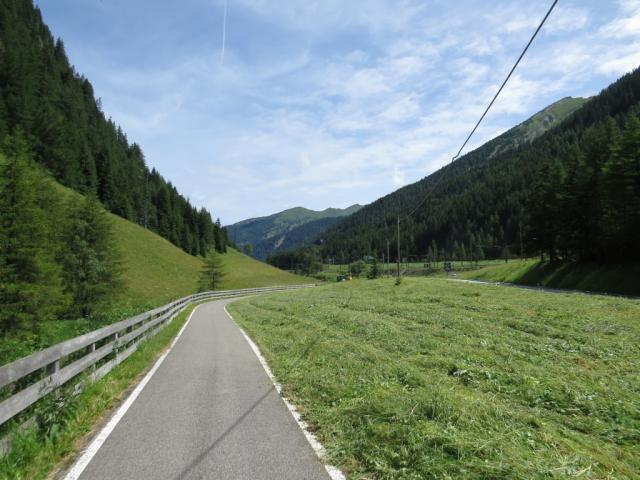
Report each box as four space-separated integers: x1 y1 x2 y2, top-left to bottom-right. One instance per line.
395 0 559 280
452 0 559 161
403 0 559 222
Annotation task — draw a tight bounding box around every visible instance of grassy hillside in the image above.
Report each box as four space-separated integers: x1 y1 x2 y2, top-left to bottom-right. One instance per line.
460 259 640 296
51 182 202 309
111 213 203 306
54 182 309 307
229 278 640 479
0 182 308 365
507 97 588 144
220 248 312 289
112 214 309 305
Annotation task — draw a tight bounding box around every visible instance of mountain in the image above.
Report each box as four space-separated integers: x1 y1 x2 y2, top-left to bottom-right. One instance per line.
305 68 640 264
0 0 227 256
227 205 363 260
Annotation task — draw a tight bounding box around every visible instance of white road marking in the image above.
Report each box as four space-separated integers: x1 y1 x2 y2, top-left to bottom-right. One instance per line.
224 305 346 480
63 305 200 480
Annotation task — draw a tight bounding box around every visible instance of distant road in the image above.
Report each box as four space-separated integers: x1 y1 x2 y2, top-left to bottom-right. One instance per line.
449 278 639 299
65 298 331 480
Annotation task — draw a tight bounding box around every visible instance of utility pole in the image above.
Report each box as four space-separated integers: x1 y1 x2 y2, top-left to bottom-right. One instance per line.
144 170 149 229
519 221 524 261
396 215 401 281
387 239 390 277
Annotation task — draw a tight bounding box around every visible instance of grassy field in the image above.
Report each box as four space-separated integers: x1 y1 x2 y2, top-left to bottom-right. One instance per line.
460 259 640 297
228 277 640 479
319 259 507 282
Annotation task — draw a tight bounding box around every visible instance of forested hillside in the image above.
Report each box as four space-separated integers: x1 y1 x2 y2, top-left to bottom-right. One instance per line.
312 69 640 263
0 0 227 256
0 139 307 360
228 204 361 260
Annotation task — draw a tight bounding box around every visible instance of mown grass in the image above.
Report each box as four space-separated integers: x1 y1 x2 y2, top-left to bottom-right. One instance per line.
228 278 640 479
318 260 507 282
0 303 201 480
461 259 640 297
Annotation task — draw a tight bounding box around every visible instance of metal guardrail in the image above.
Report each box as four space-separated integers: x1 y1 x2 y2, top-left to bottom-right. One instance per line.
0 284 314 427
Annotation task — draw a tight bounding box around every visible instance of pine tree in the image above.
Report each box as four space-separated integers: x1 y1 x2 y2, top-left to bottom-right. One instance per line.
367 257 380 279
58 195 122 318
602 114 640 258
349 260 366 277
530 160 564 262
0 136 65 332
199 251 227 291
0 0 222 257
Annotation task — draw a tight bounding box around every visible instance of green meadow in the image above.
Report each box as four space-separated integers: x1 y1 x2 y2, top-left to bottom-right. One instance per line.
229 277 640 479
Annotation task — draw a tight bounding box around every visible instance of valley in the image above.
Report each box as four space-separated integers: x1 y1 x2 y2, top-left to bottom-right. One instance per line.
1 1 639 479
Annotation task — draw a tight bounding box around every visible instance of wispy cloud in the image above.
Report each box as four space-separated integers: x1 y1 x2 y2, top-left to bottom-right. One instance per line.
36 0 640 223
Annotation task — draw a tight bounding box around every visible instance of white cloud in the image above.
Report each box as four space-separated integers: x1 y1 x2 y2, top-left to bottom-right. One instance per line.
502 16 539 34
42 0 640 223
600 8 640 38
597 44 640 75
393 165 405 187
545 6 590 33
464 36 502 56
377 94 422 124
231 0 423 35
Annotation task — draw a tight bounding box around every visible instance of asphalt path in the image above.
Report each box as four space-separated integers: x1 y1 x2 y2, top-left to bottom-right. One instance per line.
71 298 331 480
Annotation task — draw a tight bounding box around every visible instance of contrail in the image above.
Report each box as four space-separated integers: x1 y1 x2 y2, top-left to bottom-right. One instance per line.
221 0 227 64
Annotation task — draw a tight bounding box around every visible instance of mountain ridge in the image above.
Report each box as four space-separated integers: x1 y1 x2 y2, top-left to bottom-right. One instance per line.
228 204 363 260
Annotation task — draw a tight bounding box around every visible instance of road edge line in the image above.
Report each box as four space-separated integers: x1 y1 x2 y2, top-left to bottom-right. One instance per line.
224 304 346 480
62 305 200 480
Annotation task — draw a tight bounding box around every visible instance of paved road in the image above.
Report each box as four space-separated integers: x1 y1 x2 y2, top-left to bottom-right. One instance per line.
73 298 331 480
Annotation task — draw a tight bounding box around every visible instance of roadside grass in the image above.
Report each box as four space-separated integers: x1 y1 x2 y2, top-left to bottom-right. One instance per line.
460 259 640 297
0 305 150 366
228 278 640 479
0 302 202 480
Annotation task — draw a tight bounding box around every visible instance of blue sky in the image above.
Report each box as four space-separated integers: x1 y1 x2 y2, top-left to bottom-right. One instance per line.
36 0 640 224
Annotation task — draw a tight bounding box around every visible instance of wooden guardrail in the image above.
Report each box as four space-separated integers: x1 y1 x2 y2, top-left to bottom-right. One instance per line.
0 285 314 428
